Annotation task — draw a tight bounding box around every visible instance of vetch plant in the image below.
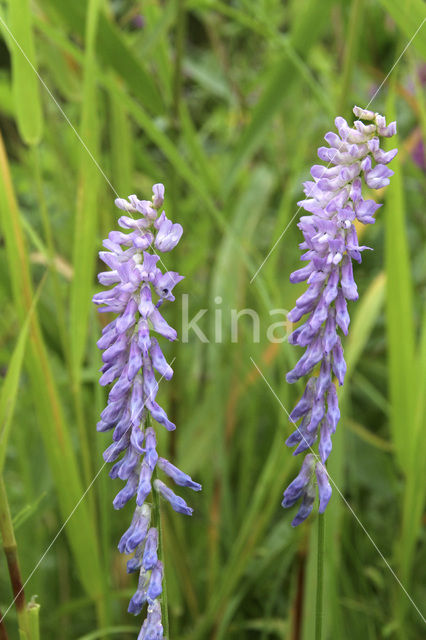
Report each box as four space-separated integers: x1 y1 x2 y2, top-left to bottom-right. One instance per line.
282 106 397 526
93 184 201 639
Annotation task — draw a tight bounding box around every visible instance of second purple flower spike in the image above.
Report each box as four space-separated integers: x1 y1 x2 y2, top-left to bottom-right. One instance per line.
282 106 397 526
94 184 201 638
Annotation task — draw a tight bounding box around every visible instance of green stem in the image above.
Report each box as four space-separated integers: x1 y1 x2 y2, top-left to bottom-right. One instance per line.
338 0 365 115
0 608 10 640
31 147 70 369
170 0 185 213
315 513 325 640
27 600 40 640
172 0 185 131
152 467 170 639
168 0 186 484
0 476 30 639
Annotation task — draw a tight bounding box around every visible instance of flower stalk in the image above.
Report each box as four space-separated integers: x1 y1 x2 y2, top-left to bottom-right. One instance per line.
315 513 325 640
152 464 169 639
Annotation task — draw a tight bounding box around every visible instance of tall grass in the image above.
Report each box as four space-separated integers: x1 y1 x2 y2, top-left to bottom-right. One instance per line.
0 1 425 639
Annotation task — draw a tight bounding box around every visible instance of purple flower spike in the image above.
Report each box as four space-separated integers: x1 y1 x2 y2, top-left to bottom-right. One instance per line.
94 184 201 637
283 107 397 524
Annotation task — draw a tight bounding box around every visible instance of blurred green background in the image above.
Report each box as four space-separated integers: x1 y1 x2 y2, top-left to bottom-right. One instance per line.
0 0 425 638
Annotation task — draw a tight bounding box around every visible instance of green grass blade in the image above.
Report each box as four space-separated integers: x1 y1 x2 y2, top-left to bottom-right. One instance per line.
345 272 386 382
6 0 43 145
109 86 133 198
380 0 426 59
398 311 426 595
384 88 415 470
337 0 366 114
69 0 102 377
0 278 44 474
77 627 140 640
223 0 335 192
42 0 165 114
0 133 105 608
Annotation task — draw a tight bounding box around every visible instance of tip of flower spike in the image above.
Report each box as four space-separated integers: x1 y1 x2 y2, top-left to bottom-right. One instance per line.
152 183 165 208
353 105 375 121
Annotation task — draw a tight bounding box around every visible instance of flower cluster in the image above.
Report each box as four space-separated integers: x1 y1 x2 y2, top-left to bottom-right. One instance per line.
282 106 397 526
93 184 201 638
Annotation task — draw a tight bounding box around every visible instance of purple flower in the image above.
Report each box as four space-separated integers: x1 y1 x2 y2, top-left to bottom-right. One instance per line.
138 601 163 640
131 14 145 30
154 212 183 252
283 107 397 525
94 184 202 636
412 139 425 171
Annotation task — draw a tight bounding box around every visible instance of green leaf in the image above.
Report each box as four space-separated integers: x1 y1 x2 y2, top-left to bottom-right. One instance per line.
223 0 336 192
41 0 164 114
0 131 105 609
380 0 426 59
69 0 102 377
384 91 415 469
109 85 133 198
397 313 426 621
345 271 386 382
6 0 43 144
0 279 44 474
12 493 47 532
77 627 139 640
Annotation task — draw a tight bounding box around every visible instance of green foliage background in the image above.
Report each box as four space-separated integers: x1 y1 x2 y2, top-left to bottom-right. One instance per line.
0 0 425 638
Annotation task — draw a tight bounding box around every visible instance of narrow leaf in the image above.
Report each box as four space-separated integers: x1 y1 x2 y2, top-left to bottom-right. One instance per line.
7 0 43 144
0 278 45 474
